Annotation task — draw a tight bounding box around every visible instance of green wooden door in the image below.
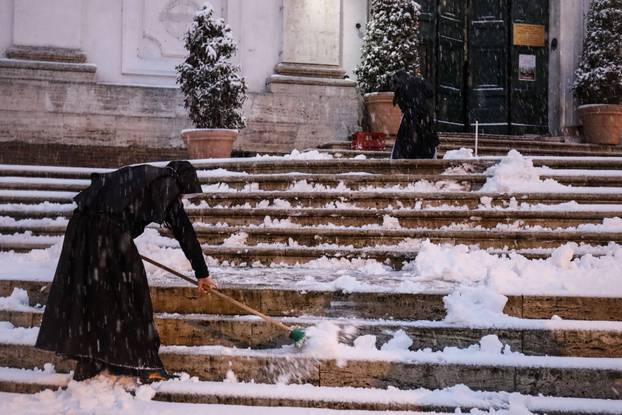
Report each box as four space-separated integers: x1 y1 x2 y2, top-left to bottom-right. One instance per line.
420 0 550 134
510 0 549 134
436 0 467 132
467 0 510 133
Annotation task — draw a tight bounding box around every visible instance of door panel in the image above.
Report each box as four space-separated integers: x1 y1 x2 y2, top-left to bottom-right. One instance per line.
417 0 436 83
467 0 509 133
510 0 549 134
436 0 466 132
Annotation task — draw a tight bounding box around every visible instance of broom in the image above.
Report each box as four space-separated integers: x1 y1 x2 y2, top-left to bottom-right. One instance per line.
140 255 306 343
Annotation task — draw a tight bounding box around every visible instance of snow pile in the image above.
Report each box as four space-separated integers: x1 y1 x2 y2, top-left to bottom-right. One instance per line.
0 321 38 344
222 232 249 247
0 288 41 311
382 215 401 229
577 217 622 232
443 148 475 160
300 322 521 366
443 287 512 326
0 216 68 227
196 168 249 178
409 241 622 298
479 150 568 193
3 374 157 415
256 149 334 161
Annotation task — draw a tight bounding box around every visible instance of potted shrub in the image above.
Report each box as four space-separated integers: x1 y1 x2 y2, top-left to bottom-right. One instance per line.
573 0 622 145
176 3 247 158
354 0 422 136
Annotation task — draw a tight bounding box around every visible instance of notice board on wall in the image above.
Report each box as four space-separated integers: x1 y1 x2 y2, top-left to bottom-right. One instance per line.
513 23 546 47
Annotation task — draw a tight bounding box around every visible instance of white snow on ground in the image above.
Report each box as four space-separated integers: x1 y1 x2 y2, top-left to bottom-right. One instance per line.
0 321 38 344
1 369 621 415
443 148 476 160
479 150 571 193
0 190 76 200
0 202 75 213
0 165 110 174
0 288 41 312
0 176 90 186
0 232 62 244
538 167 622 177
1 231 621 299
0 216 69 227
1 323 620 371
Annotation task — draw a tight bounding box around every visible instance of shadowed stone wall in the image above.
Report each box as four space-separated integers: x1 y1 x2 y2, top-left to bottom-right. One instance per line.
0 59 362 155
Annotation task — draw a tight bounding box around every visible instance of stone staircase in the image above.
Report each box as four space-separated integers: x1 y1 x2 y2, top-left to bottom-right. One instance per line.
318 132 622 158
0 154 621 413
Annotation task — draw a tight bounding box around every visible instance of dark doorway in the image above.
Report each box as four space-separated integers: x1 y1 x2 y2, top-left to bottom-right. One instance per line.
418 0 549 134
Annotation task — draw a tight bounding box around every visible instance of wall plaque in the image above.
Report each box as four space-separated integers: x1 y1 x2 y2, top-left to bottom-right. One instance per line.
518 54 536 81
513 23 546 47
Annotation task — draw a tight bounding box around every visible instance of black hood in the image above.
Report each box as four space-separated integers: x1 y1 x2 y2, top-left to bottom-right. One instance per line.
166 160 202 195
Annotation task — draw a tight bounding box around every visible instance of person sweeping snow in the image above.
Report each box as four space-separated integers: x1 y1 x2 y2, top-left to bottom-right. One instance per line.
35 161 216 383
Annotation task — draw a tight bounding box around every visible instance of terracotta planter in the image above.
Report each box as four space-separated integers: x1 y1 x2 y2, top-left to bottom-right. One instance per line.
364 92 402 136
577 104 622 146
181 128 238 159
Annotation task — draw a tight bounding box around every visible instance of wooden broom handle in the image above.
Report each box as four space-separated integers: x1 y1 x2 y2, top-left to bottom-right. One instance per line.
140 254 293 333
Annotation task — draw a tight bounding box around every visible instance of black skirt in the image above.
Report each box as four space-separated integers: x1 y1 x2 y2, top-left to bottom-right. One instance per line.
35 210 163 370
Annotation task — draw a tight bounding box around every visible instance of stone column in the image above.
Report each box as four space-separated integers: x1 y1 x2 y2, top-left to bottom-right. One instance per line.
6 0 87 63
272 0 352 82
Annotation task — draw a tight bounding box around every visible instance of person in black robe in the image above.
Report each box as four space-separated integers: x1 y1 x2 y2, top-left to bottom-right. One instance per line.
390 70 440 159
35 160 216 383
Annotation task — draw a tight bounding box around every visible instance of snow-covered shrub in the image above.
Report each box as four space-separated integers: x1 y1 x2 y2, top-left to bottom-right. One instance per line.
573 0 622 105
176 4 247 129
354 0 422 94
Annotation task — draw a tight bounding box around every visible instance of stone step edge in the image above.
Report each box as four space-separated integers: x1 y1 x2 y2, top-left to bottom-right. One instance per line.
3 341 622 374
4 158 622 178
2 343 622 399
5 308 622 335
3 279 622 322
3 225 622 241
0 242 608 262
7 190 622 199
4 309 622 358
3 173 622 186
1 367 620 415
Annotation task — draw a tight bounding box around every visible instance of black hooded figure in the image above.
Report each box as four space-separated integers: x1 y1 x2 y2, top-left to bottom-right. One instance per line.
35 161 214 382
390 70 440 159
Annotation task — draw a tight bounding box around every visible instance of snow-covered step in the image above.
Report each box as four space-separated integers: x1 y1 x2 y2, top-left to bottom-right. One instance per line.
3 309 622 358
5 189 622 210
2 225 620 250
321 145 622 159
3 208 622 230
0 239 610 262
3 279 622 322
2 367 621 414
321 134 622 152
3 158 622 179
191 191 622 210
201 173 622 190
1 342 622 400
187 227 622 250
5 170 622 193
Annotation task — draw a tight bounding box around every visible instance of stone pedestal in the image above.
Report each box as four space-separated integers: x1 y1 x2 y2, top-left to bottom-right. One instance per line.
271 0 352 84
9 0 86 63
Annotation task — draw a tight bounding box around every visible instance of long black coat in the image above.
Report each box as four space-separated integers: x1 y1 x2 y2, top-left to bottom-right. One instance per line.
390 71 439 159
35 164 208 370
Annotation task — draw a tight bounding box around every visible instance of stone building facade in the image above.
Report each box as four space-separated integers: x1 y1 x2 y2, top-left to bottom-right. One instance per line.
0 0 594 154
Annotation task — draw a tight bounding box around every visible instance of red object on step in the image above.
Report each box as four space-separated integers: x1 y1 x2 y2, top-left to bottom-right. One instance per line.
351 132 387 151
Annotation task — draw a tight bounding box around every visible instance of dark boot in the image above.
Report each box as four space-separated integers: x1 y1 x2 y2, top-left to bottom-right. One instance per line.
139 369 178 384
73 359 103 381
